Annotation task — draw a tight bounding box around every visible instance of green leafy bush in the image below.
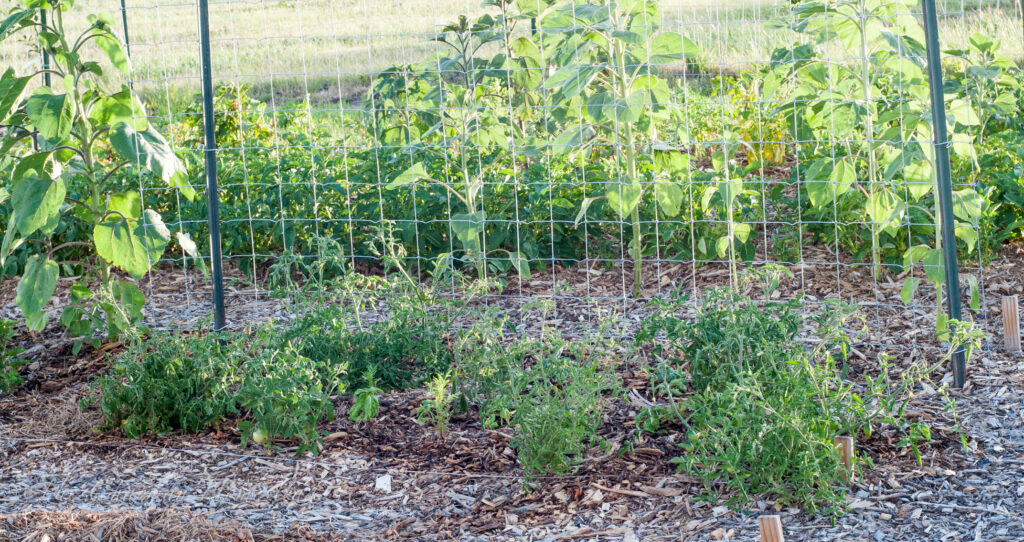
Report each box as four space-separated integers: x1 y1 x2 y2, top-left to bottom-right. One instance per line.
281 292 451 392
453 312 622 479
236 335 345 454
0 320 26 395
97 332 241 437
97 328 344 453
95 271 453 452
509 352 619 479
637 276 979 514
1 0 197 343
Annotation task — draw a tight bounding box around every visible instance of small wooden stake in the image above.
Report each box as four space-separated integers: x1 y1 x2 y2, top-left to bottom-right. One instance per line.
835 436 854 482
1003 295 1021 353
759 515 785 542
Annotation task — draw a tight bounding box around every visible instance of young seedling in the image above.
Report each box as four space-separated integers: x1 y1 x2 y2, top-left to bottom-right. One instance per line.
418 371 455 435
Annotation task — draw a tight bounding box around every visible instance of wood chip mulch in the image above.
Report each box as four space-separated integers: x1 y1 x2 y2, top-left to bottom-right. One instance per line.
2 244 1024 540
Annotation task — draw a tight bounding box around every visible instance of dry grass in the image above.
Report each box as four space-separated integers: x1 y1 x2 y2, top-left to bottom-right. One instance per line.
5 388 105 441
0 509 291 542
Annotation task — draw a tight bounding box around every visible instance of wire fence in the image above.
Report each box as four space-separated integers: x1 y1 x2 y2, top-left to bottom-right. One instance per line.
7 0 1024 380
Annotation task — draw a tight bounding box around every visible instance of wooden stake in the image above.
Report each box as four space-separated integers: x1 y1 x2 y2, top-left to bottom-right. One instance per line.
1003 295 1021 353
834 436 854 482
759 515 785 542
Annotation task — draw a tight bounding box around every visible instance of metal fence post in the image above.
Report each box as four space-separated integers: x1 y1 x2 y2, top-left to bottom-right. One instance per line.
40 9 50 87
120 0 131 59
922 0 966 388
197 0 226 331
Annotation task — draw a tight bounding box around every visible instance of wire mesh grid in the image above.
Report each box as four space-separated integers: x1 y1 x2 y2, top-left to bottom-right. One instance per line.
19 0 1015 355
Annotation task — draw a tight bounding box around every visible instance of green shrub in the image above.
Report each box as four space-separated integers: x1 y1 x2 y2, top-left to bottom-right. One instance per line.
510 352 619 480
638 278 976 514
97 328 344 453
236 334 345 454
453 314 622 480
282 295 451 392
97 332 241 437
0 320 25 395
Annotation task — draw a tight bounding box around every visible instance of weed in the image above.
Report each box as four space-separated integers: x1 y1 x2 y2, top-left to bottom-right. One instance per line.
418 370 455 436
348 368 383 423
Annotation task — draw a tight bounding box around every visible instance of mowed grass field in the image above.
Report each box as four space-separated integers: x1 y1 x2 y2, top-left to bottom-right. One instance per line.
2 0 1022 106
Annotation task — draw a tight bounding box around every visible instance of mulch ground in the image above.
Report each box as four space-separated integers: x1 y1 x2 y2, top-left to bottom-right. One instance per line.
1 245 1024 541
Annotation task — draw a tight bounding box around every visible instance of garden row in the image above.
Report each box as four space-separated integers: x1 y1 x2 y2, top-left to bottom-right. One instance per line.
49 262 984 515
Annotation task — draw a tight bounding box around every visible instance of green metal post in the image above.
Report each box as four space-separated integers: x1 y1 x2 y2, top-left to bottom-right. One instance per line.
40 9 50 87
922 0 966 388
197 0 226 331
120 0 131 59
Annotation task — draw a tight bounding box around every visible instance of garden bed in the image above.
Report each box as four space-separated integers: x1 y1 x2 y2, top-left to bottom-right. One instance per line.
2 246 1023 541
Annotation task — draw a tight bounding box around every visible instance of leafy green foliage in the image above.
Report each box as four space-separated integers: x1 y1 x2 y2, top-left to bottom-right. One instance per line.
96 332 241 437
236 334 345 454
452 309 623 479
637 274 982 514
97 327 345 453
0 320 25 395
280 294 451 392
417 370 456 435
539 0 696 295
776 0 1006 275
509 352 618 480
0 0 196 343
348 368 382 423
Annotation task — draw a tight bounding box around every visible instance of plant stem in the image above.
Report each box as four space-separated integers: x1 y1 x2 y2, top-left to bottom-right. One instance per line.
858 0 882 278
614 37 642 297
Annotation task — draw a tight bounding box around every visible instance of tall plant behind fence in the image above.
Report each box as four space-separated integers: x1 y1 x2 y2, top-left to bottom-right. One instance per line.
4 0 1024 362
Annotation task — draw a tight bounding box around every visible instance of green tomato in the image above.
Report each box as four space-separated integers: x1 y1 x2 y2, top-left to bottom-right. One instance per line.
252 429 269 444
